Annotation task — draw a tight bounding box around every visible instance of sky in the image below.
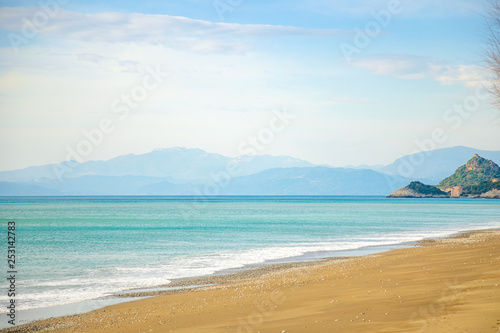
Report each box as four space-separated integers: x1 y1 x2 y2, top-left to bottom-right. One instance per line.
0 0 499 171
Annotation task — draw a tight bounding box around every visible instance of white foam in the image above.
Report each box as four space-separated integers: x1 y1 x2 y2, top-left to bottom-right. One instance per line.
2 221 499 313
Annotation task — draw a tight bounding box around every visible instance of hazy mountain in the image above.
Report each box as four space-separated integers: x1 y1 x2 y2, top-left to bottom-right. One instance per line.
0 167 410 196
379 146 500 183
219 167 409 195
0 164 65 183
36 175 177 195
137 180 196 195
1 146 499 196
0 148 314 183
345 164 385 171
0 182 63 196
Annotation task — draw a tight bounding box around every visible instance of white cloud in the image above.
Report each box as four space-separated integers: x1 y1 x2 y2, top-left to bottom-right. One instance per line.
0 7 352 54
351 55 487 86
301 0 485 18
76 53 141 73
352 56 425 78
0 4 496 171
77 53 106 64
431 64 486 86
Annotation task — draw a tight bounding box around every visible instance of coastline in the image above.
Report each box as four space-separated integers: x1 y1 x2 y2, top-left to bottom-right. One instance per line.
5 242 412 328
3 228 500 332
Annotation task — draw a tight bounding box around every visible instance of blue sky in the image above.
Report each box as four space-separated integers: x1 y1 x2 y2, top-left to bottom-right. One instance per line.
0 0 499 171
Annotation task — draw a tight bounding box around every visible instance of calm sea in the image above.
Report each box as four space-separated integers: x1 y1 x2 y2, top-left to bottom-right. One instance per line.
0 196 499 320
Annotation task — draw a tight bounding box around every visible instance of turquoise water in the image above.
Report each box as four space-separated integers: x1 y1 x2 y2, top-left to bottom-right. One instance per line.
0 196 499 315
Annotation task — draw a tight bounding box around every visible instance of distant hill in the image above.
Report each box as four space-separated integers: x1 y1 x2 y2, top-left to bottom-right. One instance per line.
1 146 500 196
133 167 410 196
387 181 448 198
0 148 314 183
438 154 500 188
0 167 410 196
379 146 500 183
36 175 187 195
0 182 63 196
389 154 500 198
219 167 409 195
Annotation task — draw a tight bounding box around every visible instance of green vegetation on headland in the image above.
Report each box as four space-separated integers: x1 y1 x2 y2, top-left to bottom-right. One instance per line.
438 154 500 188
462 181 500 196
387 181 448 198
388 154 500 198
408 181 448 195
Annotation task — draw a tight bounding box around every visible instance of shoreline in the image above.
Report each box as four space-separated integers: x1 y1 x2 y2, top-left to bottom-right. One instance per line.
6 241 412 328
3 228 500 332
4 225 479 328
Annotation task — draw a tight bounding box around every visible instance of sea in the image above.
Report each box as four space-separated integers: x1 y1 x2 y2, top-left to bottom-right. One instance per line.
0 196 499 326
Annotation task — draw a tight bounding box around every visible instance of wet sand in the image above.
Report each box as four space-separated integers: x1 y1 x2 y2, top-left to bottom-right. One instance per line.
4 229 500 332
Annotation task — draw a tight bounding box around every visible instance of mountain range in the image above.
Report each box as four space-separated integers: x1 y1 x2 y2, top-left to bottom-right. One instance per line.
0 148 314 183
0 146 499 196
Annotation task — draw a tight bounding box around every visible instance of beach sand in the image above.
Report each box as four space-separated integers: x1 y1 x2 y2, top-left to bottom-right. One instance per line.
4 229 500 333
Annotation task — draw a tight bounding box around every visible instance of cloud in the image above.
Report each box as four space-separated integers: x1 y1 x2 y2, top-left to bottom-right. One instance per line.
431 64 486 86
301 0 485 18
76 53 140 73
351 55 487 86
352 56 425 78
0 7 352 53
77 53 106 64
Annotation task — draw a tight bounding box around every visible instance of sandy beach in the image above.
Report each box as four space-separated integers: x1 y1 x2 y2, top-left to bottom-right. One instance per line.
4 229 500 333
